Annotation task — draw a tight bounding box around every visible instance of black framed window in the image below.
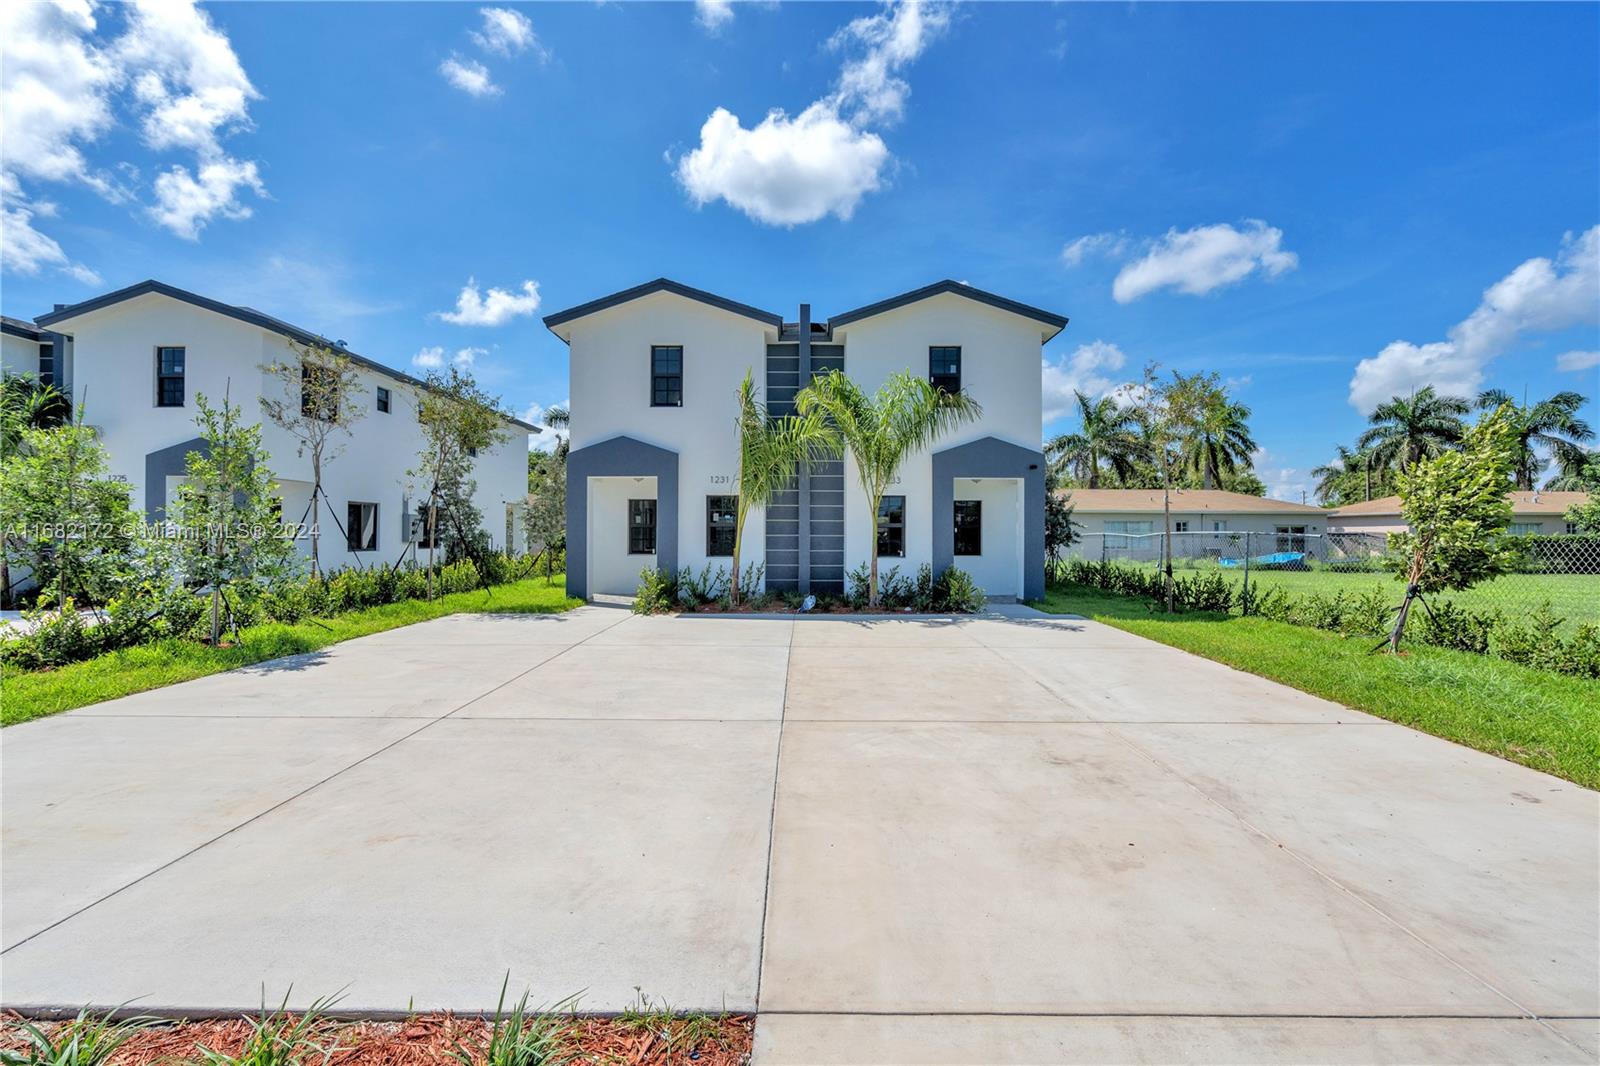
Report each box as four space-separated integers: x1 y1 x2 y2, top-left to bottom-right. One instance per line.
38 342 55 387
877 495 905 558
156 346 185 407
347 502 378 552
629 498 657 554
376 386 390 413
1174 520 1189 533
651 345 683 407
954 500 982 555
929 346 961 394
707 495 737 556
300 363 338 420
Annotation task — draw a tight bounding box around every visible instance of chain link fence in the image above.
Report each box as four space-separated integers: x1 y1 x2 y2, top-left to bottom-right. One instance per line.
1060 530 1600 632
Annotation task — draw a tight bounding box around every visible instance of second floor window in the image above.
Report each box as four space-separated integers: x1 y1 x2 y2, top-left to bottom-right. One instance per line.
651 345 682 407
156 346 185 407
376 386 390 413
707 495 737 556
929 346 961 394
877 495 905 558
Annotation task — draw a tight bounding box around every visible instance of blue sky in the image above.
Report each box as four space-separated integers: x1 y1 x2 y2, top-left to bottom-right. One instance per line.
4 1 1598 497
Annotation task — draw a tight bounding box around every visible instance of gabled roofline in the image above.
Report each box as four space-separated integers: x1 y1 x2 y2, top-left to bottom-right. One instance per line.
2 315 42 341
542 278 783 342
35 280 539 432
828 279 1069 341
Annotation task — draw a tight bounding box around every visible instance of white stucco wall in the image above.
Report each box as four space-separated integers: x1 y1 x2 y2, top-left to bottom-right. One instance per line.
589 476 656 595
2 332 39 378
953 477 1023 596
52 292 530 572
566 291 771 584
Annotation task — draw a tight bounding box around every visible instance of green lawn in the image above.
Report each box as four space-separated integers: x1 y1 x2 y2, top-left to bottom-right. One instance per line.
1 576 581 727
1035 584 1600 790
1088 560 1599 628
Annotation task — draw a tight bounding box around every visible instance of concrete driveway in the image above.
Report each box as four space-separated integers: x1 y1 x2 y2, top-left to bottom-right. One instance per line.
3 605 1596 1064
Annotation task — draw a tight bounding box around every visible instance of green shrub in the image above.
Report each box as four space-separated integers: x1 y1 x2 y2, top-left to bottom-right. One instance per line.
1414 599 1500 654
677 563 729 606
1 1005 164 1066
933 565 986 613
633 566 676 615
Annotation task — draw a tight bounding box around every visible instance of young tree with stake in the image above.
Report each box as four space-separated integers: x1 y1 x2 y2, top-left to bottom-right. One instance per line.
408 367 509 599
259 341 366 577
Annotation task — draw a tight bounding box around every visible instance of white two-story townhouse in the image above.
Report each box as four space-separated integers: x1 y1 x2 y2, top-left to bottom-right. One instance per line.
22 280 536 572
546 278 1067 602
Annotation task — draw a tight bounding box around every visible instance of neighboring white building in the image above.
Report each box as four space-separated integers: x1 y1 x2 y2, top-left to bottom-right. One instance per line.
1327 491 1590 537
546 278 1067 601
16 280 536 571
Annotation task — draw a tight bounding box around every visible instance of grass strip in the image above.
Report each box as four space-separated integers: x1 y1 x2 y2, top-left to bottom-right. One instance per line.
2 576 581 727
1035 584 1600 790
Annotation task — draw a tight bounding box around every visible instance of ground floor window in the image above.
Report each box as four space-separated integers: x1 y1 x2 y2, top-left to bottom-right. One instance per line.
953 500 982 555
707 495 737 556
629 498 657 554
347 502 378 552
1275 525 1307 552
415 504 442 550
877 495 905 557
1507 522 1542 535
1174 520 1190 533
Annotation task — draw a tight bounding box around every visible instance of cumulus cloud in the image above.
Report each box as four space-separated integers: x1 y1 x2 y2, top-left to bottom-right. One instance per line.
1557 349 1600 374
0 0 265 267
1061 231 1128 267
1112 220 1297 303
439 55 500 97
472 7 545 58
434 279 542 326
672 1 950 226
1041 340 1130 422
0 173 101 284
695 0 735 33
412 345 485 370
1348 226 1600 412
1253 447 1309 504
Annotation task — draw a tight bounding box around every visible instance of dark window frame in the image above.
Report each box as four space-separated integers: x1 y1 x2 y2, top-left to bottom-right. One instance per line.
629 498 658 554
954 499 982 556
38 342 55 387
651 345 683 408
347 501 378 552
877 495 906 558
156 346 185 407
376 386 391 413
415 504 442 550
929 345 961 394
706 494 738 557
300 363 338 421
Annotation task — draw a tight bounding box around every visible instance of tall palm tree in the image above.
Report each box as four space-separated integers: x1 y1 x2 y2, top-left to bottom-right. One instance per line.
1357 386 1470 475
1312 444 1378 505
1045 390 1143 488
1475 388 1593 490
1182 391 1257 490
797 369 981 607
727 370 833 606
542 404 570 460
1545 450 1600 492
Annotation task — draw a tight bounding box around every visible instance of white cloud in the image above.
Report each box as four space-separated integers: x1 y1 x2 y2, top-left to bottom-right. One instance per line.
674 104 889 226
1348 226 1600 412
1557 349 1600 373
672 0 949 227
1112 220 1298 303
1041 340 1129 422
434 279 542 326
0 0 119 190
412 345 482 370
695 0 735 34
439 55 500 97
1061 231 1128 267
472 7 545 58
413 346 446 369
149 156 265 240
0 173 101 284
115 0 259 157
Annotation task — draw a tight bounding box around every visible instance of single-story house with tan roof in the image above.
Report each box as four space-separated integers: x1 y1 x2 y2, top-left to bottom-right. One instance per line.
1326 491 1590 537
1058 488 1330 559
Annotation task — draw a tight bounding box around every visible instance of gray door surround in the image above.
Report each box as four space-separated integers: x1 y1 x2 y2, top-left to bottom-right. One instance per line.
931 436 1046 602
566 435 680 600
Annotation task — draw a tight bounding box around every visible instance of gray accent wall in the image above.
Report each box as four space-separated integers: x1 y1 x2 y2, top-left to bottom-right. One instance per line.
807 343 846 596
566 435 680 600
932 436 1046 602
143 436 210 520
763 341 801 592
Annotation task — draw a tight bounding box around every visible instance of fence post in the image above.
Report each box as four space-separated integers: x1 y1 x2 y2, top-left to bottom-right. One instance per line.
1242 530 1251 615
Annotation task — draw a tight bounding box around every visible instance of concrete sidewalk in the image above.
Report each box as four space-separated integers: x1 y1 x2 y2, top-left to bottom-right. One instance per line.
2 605 1596 1063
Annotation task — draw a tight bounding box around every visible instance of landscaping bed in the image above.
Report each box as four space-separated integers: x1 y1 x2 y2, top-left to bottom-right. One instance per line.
0 1005 751 1066
1036 583 1600 790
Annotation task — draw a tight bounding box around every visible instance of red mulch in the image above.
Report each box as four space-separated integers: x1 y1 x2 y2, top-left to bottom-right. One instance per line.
1 1012 753 1066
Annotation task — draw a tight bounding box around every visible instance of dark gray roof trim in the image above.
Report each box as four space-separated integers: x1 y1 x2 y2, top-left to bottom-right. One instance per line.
542 278 784 337
35 280 540 432
828 279 1069 339
2 315 41 340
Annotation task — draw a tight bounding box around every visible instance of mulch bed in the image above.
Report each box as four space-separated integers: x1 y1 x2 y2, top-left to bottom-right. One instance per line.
1 1011 753 1066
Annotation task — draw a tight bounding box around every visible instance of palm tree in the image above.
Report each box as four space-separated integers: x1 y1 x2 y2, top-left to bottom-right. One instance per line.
797 369 982 607
1357 386 1470 475
1545 450 1600 492
1312 444 1378 505
1045 390 1143 488
727 370 832 606
542 404 570 461
1475 389 1593 491
1182 391 1257 490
